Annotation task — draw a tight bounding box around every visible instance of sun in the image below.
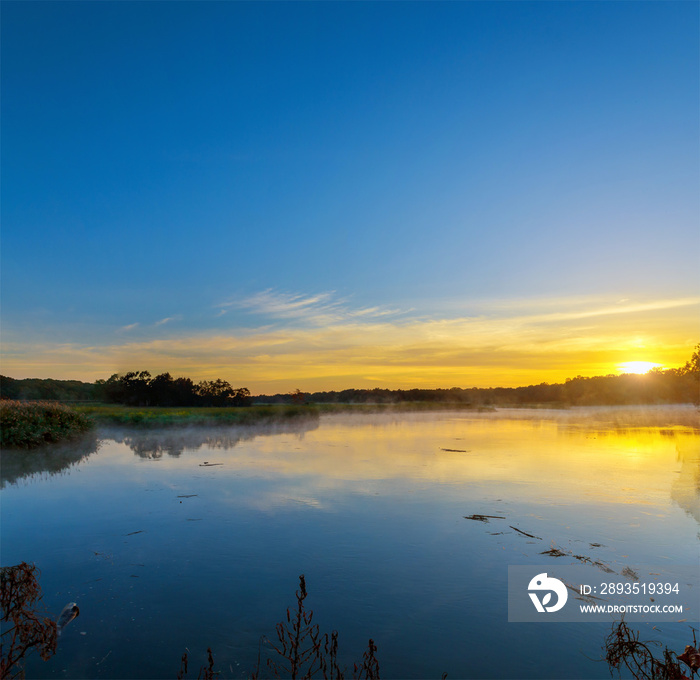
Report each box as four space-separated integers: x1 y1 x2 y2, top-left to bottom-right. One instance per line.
618 361 661 375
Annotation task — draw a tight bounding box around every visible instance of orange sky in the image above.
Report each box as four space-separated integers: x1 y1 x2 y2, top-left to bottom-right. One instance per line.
2 293 697 394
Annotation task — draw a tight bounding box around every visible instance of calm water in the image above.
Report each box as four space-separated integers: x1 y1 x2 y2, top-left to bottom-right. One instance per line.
2 407 698 679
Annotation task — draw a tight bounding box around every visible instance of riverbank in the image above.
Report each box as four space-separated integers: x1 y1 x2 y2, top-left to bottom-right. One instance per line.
76 403 320 427
6 401 695 449
75 401 488 426
0 401 491 448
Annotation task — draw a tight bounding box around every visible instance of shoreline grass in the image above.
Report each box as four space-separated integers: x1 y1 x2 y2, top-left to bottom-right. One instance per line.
1 401 488 446
6 401 695 445
75 403 321 427
0 400 93 449
74 401 495 428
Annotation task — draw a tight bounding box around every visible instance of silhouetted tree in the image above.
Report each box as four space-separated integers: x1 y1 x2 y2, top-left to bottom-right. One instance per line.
196 379 235 407
172 377 198 406
230 387 253 407
149 373 177 406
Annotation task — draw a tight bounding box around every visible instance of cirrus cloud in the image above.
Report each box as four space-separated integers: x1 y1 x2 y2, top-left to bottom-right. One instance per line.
2 291 697 393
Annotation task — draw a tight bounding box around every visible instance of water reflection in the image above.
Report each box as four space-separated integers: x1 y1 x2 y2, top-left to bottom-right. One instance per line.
0 432 101 488
483 404 699 431
3 407 697 680
183 410 698 512
671 440 700 523
103 418 320 459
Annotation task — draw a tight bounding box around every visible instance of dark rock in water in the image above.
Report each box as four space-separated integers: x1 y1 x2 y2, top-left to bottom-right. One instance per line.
57 602 79 634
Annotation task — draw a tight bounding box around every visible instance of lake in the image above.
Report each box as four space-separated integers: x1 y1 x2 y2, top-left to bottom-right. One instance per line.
1 406 698 679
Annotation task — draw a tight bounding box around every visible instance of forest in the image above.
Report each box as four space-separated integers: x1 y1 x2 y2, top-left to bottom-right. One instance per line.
1 345 697 407
0 371 252 407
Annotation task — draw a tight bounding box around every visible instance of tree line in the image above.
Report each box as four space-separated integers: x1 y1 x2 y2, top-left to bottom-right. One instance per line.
267 370 698 407
262 345 700 407
1 344 697 407
0 371 252 407
96 371 252 407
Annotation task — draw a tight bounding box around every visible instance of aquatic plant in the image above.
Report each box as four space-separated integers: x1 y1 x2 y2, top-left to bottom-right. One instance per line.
0 563 58 679
258 574 380 679
604 618 699 679
177 647 216 680
178 575 379 680
260 574 348 680
0 400 92 449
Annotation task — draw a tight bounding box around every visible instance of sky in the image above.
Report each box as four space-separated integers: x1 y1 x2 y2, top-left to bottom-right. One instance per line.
1 1 698 394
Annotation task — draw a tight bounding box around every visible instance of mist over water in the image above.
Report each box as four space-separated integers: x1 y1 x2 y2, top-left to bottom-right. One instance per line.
2 406 698 679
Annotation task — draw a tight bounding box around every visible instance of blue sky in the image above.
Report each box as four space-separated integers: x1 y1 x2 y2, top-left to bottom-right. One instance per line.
2 1 698 392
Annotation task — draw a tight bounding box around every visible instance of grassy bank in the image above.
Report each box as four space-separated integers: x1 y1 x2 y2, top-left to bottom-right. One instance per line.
1 401 489 447
0 400 93 449
74 401 493 427
92 401 498 424
75 403 319 427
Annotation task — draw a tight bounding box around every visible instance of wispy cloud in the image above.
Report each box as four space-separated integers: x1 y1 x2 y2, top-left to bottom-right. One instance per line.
154 316 182 327
120 322 139 332
3 291 697 391
217 289 406 325
435 294 700 321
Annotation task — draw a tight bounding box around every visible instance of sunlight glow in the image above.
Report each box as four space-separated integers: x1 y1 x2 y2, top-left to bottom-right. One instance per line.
2 294 695 391
618 361 661 374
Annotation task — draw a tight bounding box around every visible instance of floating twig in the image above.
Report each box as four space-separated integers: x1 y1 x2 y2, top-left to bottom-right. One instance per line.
541 547 567 557
622 566 639 581
125 530 144 536
509 525 542 540
593 560 616 574
464 514 506 522
97 650 112 666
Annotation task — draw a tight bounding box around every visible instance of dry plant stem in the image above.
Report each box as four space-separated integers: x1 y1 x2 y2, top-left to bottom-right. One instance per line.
263 575 377 680
353 639 380 680
176 647 217 680
324 631 342 680
604 619 699 680
199 648 216 680
176 651 188 680
266 574 326 679
0 563 58 680
182 575 377 680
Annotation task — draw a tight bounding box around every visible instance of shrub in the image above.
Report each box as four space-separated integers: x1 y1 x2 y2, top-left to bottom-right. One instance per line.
0 400 92 449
